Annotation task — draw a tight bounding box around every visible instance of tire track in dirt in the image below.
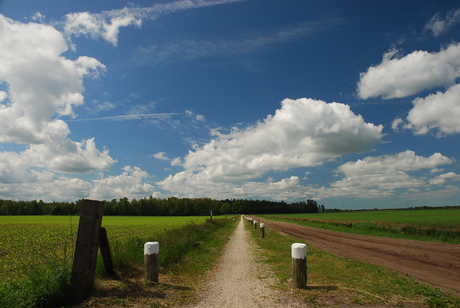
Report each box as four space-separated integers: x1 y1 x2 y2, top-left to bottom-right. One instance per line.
254 217 460 298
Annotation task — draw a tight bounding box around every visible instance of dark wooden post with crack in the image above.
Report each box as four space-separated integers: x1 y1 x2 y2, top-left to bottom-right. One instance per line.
99 227 117 277
69 199 104 305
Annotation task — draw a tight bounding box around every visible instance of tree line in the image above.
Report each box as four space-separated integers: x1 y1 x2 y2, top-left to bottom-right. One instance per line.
0 197 322 216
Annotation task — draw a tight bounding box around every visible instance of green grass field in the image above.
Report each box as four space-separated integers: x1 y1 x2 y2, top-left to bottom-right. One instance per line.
0 216 211 280
0 215 234 307
269 209 460 225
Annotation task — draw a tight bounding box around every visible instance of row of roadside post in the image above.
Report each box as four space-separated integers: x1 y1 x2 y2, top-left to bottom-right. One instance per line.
242 214 307 289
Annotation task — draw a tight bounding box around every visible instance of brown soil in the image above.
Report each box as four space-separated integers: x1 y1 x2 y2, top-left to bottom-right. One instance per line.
254 217 460 298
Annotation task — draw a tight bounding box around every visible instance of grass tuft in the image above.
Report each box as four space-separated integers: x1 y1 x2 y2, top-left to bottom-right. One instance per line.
0 248 72 308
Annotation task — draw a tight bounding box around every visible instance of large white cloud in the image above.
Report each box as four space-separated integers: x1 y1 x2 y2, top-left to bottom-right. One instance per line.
324 151 455 199
357 43 460 99
0 166 159 202
338 150 453 175
400 83 460 135
158 98 383 197
0 14 116 180
88 166 157 201
157 150 456 202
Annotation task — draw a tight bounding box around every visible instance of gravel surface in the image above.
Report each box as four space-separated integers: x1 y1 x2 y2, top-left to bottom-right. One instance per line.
187 217 305 308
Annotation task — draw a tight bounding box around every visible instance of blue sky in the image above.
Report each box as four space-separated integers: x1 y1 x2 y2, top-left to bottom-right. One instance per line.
1 0 460 209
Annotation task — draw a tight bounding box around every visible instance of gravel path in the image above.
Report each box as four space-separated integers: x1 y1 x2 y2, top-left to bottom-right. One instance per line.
187 217 305 308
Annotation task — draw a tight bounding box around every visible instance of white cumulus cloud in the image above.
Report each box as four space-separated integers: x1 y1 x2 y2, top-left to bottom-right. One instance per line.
357 43 460 99
324 151 455 199
158 98 383 197
0 166 159 202
0 14 116 183
429 172 460 185
88 166 157 200
404 83 460 136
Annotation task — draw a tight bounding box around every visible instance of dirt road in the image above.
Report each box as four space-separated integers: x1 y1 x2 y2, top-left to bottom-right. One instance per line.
254 217 460 297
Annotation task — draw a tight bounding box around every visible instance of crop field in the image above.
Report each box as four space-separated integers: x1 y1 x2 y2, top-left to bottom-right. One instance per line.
0 215 210 281
262 209 460 243
268 208 460 225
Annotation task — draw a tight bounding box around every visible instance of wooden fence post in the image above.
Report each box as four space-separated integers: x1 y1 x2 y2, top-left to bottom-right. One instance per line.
70 199 104 305
144 242 159 283
254 220 258 229
99 227 116 277
260 223 265 238
291 243 307 289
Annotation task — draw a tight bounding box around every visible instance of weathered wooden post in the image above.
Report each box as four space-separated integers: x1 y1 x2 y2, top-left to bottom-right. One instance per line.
144 242 159 283
70 199 104 305
210 210 213 221
99 227 116 277
291 243 307 289
254 220 258 229
260 223 265 238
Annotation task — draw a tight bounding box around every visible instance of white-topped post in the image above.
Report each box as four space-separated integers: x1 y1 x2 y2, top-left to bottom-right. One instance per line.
260 223 265 238
144 242 159 283
291 243 307 289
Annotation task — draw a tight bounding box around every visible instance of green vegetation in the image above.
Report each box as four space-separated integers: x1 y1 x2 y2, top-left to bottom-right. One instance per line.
0 216 210 280
261 208 460 243
269 208 460 225
0 197 322 216
246 220 460 308
0 215 238 307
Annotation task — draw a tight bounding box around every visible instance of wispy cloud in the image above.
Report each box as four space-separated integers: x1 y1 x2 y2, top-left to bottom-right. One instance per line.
69 112 181 121
133 17 346 66
63 0 246 45
425 8 460 37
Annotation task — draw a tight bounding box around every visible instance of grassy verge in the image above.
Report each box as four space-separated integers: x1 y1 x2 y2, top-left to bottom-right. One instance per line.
0 250 73 308
245 220 460 308
86 217 239 307
0 217 239 308
261 215 460 244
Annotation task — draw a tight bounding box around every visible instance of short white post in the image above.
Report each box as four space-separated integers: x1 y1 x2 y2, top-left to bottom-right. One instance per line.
144 242 159 283
291 243 307 289
254 220 258 229
260 223 265 238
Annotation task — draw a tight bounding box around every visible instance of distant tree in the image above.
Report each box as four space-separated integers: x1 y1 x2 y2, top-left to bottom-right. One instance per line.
302 199 317 213
50 204 63 215
220 202 231 215
232 199 248 214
